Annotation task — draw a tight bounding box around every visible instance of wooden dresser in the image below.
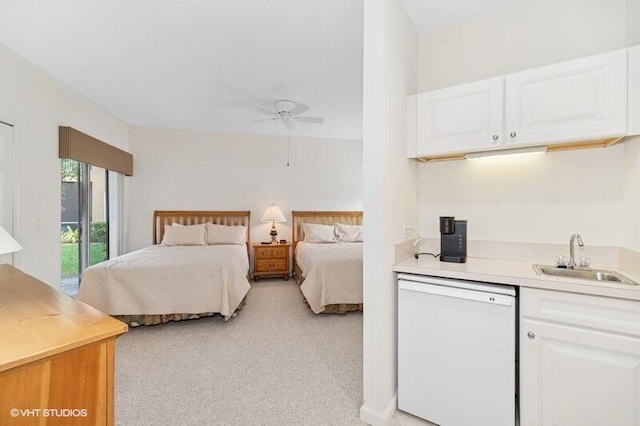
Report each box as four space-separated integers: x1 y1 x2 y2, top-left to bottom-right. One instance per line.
252 242 291 281
0 264 128 425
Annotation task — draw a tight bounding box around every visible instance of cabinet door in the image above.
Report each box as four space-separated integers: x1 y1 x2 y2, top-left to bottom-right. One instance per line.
520 319 640 426
416 77 504 156
505 49 627 147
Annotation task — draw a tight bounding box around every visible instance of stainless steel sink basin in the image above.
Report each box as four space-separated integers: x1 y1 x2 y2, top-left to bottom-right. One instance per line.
532 264 639 285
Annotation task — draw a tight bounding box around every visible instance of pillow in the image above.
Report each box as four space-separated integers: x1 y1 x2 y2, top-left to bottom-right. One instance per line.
160 223 206 246
206 223 247 245
335 223 363 242
302 223 337 243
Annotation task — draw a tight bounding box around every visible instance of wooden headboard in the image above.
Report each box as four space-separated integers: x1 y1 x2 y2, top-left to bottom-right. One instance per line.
153 210 251 252
291 211 363 250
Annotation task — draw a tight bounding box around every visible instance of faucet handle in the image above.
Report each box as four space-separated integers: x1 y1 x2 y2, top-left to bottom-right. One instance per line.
578 257 590 268
555 255 570 268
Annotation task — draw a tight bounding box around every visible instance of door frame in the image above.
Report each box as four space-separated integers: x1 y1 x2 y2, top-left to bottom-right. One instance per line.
0 115 20 266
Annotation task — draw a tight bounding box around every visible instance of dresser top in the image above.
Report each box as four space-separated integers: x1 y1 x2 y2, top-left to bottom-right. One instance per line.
0 264 128 373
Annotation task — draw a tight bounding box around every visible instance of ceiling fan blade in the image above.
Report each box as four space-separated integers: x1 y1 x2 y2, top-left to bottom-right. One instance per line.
253 105 277 116
252 118 280 123
294 116 325 124
290 104 310 115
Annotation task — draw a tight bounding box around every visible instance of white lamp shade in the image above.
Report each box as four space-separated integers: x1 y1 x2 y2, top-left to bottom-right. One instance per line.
260 205 287 223
0 225 22 255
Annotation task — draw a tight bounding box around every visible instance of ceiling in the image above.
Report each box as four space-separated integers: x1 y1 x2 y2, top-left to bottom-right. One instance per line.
0 0 364 140
402 0 528 34
0 1 529 140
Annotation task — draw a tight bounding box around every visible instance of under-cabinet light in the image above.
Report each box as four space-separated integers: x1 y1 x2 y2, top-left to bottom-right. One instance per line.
464 146 547 160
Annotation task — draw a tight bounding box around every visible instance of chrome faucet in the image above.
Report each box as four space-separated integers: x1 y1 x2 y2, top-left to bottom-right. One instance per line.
568 233 584 268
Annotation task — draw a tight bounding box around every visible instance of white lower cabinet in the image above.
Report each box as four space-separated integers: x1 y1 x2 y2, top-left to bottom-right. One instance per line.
520 288 640 426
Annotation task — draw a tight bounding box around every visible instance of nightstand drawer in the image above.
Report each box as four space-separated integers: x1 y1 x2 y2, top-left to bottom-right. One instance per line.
257 259 287 271
271 247 288 258
256 248 273 258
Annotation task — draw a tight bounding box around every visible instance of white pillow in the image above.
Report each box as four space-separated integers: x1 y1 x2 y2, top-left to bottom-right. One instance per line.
302 223 337 243
206 223 247 245
335 223 363 242
160 223 206 246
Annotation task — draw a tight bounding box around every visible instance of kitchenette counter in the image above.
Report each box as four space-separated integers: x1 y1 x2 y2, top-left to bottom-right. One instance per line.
394 255 640 301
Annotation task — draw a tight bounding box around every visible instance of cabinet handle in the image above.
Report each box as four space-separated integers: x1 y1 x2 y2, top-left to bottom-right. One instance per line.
270 263 274 267
492 134 499 141
527 331 535 339
510 131 517 138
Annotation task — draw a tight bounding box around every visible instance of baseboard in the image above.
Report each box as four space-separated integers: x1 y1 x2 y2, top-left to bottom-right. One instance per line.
360 393 397 426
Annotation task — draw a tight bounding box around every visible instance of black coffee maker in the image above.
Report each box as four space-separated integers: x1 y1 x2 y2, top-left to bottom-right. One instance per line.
440 216 467 263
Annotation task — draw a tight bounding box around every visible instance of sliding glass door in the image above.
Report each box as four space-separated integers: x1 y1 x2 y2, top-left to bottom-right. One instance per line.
60 160 109 297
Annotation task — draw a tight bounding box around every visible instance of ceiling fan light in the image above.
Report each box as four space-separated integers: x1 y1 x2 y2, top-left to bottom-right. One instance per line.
275 100 297 113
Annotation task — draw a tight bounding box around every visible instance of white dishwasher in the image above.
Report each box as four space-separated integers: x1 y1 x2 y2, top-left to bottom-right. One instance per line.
398 273 517 426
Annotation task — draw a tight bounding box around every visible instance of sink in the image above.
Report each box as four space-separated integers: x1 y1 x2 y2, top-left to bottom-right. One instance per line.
532 264 639 285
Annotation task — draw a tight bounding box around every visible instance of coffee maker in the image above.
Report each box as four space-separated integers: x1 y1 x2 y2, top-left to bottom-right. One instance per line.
440 216 467 263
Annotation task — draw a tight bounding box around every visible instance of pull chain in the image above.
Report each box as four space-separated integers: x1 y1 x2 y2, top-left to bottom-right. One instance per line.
286 119 290 167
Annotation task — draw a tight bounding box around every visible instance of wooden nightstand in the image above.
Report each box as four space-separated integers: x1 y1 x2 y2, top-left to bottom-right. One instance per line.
252 243 291 282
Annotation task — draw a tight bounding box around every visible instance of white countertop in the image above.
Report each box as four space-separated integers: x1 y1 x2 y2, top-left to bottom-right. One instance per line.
394 256 640 301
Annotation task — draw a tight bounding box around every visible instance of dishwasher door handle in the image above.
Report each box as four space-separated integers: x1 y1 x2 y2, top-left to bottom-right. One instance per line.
399 280 515 306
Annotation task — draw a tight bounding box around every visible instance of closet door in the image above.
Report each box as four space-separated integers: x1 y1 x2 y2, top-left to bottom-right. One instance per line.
505 49 627 147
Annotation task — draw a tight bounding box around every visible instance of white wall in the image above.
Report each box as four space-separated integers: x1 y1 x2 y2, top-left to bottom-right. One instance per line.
127 127 362 251
622 137 640 252
418 147 625 245
0 43 129 286
418 0 626 92
361 0 418 424
624 0 640 253
628 0 640 46
415 0 640 253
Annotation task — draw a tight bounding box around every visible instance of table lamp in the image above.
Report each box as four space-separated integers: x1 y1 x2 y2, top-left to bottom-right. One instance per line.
260 204 287 244
0 225 22 255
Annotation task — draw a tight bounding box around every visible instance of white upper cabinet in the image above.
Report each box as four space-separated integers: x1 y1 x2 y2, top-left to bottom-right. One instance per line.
409 48 630 158
505 49 627 147
629 45 640 136
415 77 504 156
406 95 417 158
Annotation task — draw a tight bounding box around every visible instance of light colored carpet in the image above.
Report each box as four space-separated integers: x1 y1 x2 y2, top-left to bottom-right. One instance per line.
114 279 364 426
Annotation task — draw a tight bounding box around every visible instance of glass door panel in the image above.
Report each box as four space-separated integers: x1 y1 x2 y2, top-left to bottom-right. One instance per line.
89 165 108 266
60 161 110 297
60 159 81 296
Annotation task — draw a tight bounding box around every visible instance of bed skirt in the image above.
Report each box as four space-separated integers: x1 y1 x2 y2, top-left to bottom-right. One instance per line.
112 297 247 327
294 261 363 314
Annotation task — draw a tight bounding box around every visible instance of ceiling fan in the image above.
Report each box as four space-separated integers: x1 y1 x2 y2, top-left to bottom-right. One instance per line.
253 100 324 167
253 100 324 124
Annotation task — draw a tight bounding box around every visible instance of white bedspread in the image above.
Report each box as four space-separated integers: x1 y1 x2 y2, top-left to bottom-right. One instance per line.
77 245 250 320
296 242 363 313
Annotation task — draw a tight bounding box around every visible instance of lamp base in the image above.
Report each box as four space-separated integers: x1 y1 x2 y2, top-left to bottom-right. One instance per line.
270 223 278 244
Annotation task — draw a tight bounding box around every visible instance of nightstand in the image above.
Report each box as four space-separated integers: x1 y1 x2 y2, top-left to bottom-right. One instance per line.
252 243 291 282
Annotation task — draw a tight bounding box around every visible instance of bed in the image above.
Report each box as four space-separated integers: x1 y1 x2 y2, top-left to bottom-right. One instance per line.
77 210 251 326
292 211 363 314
